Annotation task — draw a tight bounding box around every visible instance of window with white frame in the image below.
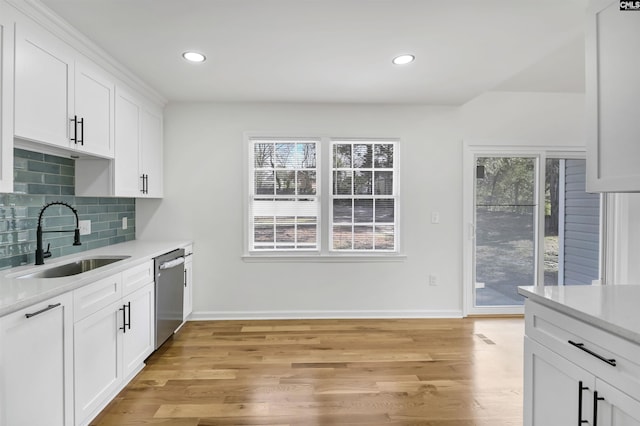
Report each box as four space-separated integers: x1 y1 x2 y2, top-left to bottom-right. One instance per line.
247 137 399 254
331 140 397 251
249 138 319 251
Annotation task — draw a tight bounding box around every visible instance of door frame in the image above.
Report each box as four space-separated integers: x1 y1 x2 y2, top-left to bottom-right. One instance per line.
462 142 588 316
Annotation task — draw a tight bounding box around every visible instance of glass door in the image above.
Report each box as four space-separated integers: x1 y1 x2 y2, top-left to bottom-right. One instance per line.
474 157 537 307
465 150 603 315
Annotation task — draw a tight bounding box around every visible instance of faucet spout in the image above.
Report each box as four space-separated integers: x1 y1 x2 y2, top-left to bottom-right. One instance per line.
35 201 82 265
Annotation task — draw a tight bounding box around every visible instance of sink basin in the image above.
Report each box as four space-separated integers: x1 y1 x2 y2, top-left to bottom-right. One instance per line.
17 256 131 279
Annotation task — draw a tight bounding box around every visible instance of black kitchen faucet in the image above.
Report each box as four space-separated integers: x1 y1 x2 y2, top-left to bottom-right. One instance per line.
35 201 82 265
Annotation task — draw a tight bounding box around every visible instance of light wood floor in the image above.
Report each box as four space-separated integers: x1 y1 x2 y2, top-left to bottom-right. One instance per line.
91 318 524 425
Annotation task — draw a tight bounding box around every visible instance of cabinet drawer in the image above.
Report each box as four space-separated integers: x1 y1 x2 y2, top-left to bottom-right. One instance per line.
74 274 122 322
525 299 640 399
122 260 154 296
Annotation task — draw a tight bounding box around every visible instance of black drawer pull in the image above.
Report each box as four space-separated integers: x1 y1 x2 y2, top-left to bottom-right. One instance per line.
578 381 589 425
25 303 61 318
593 391 605 426
568 340 616 366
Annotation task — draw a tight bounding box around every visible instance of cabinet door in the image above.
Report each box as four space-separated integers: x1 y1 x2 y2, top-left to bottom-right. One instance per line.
0 7 14 193
140 106 163 197
75 61 115 158
0 293 73 426
123 283 155 377
586 0 640 192
595 379 640 426
114 88 142 197
183 255 193 321
14 17 73 148
524 337 595 426
74 300 124 424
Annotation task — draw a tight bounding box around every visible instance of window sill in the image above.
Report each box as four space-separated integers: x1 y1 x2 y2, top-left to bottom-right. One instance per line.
242 253 407 263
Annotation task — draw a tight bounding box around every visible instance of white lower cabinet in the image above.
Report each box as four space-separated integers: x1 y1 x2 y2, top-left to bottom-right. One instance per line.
524 300 640 426
73 267 155 426
74 299 124 424
525 337 594 426
0 293 74 426
123 283 155 377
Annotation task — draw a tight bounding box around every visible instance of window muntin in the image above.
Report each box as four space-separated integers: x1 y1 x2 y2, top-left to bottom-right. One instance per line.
249 139 319 251
330 141 398 252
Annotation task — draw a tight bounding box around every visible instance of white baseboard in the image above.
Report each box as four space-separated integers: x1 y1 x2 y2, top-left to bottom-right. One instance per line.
189 309 463 320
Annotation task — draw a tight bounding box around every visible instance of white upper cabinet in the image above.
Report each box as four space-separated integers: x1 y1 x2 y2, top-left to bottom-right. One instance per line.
74 61 115 158
14 14 116 159
14 16 73 150
114 87 142 197
140 105 163 198
112 87 163 198
0 4 14 193
586 0 640 192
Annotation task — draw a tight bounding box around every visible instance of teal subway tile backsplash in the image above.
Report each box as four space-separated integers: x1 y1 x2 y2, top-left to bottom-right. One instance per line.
0 148 136 270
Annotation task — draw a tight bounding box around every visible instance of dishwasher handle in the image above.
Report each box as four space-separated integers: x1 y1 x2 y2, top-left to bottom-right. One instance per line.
159 257 185 270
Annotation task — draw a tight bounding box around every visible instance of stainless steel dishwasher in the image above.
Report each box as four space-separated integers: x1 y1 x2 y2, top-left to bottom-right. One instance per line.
154 248 185 350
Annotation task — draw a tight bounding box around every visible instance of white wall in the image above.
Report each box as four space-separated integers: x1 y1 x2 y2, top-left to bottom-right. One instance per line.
137 103 464 318
461 91 586 144
136 93 588 318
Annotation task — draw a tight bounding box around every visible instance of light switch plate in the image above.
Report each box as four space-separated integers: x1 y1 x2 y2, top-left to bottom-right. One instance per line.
122 217 128 230
79 220 91 235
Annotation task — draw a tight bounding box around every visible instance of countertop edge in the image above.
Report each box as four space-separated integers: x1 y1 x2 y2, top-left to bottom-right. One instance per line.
0 240 192 317
518 285 640 346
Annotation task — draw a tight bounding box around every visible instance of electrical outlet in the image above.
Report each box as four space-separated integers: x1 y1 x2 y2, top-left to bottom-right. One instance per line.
429 274 438 286
431 211 440 224
122 217 128 230
79 220 91 236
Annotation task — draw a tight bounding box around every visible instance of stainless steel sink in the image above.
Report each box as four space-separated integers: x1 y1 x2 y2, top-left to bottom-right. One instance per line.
17 256 131 279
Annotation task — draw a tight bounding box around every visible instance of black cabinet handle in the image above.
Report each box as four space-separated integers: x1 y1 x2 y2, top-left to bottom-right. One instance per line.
79 117 84 146
593 391 605 426
568 340 616 366
578 381 589 425
126 301 131 330
25 303 61 318
70 115 78 144
119 305 127 333
140 174 149 194
184 269 187 287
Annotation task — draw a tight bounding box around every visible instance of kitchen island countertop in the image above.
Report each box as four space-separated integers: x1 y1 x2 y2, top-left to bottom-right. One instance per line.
518 284 640 346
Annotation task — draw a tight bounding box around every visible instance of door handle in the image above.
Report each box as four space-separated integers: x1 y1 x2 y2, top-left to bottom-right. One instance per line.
79 117 84 146
593 391 605 426
126 301 131 330
70 115 78 144
25 303 61 318
119 305 127 333
578 381 589 425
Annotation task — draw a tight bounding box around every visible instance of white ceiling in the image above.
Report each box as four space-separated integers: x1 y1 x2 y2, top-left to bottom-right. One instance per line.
39 0 588 105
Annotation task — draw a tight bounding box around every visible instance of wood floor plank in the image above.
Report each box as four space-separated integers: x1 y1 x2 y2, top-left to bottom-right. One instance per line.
90 317 523 425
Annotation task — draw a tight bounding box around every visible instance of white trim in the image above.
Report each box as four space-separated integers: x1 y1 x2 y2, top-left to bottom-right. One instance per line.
604 193 629 285
558 159 566 285
242 254 407 263
191 309 463 320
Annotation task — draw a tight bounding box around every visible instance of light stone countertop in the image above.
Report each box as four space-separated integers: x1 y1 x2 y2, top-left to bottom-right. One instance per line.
518 284 640 345
0 240 191 317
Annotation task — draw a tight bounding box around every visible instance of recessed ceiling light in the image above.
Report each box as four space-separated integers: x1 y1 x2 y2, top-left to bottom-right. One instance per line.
392 54 415 65
182 51 206 63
